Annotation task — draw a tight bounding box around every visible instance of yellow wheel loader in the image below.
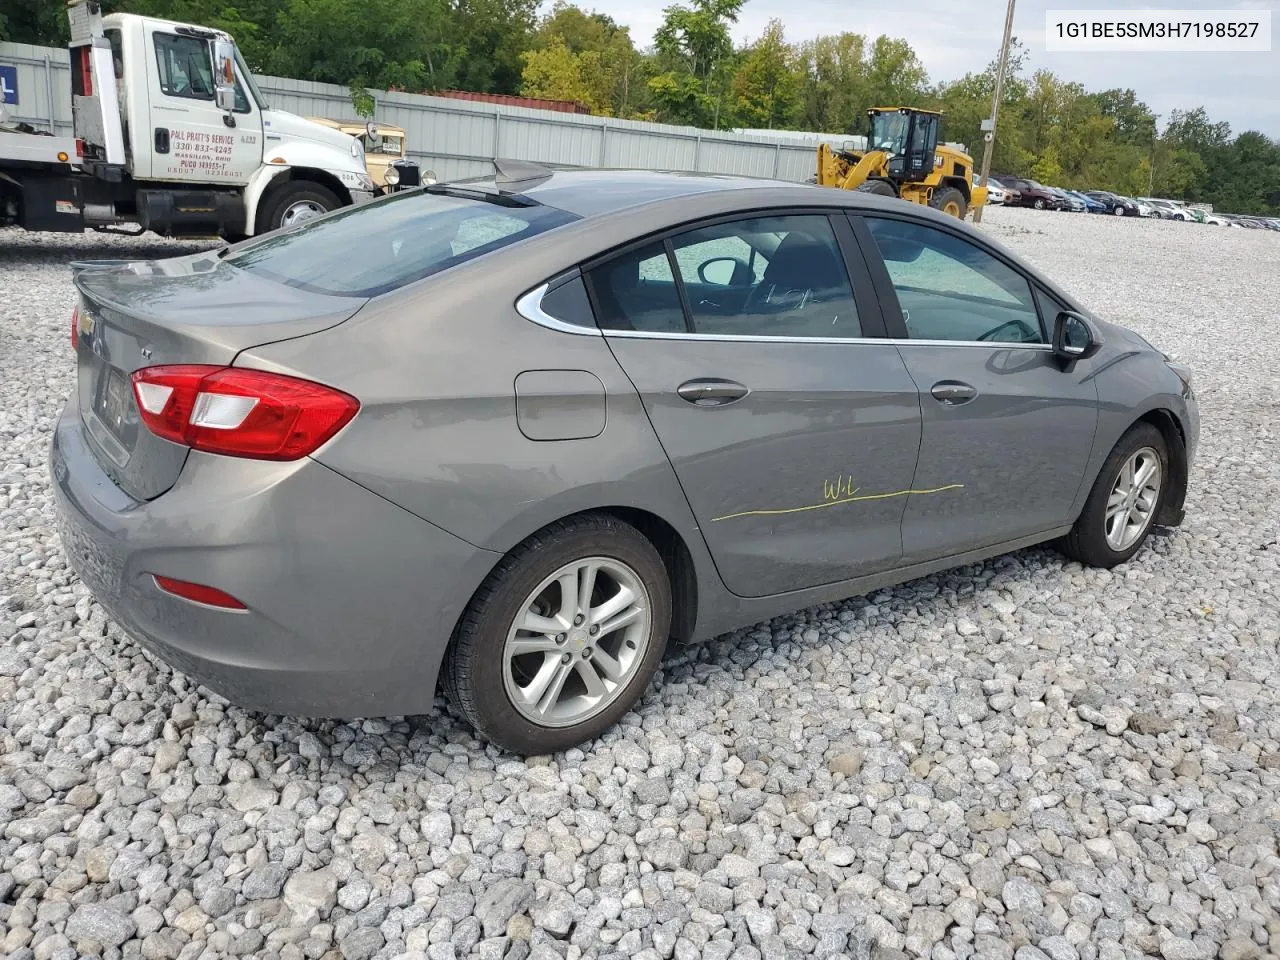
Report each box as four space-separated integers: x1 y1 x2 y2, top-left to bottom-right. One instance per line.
815 108 987 219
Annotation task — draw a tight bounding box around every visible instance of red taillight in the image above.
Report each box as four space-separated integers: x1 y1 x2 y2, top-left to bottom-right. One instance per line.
71 306 80 351
130 365 359 460
79 47 94 97
153 575 247 610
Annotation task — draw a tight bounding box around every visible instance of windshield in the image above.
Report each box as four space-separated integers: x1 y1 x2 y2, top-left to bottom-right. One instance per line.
870 112 910 154
225 190 579 297
234 48 266 109
363 133 404 156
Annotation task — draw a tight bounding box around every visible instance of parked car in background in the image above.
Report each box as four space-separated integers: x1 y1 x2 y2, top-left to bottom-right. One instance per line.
1189 208 1229 226
1129 198 1155 217
1085 191 1141 217
976 177 1009 205
1139 198 1193 221
1067 190 1107 213
50 168 1199 753
996 176 1063 210
1050 188 1086 212
972 177 1003 206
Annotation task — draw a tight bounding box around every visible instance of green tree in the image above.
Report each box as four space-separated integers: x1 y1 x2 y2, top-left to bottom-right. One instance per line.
520 36 609 112
533 1 647 115
795 33 869 134
648 0 743 128
864 36 928 110
729 20 800 129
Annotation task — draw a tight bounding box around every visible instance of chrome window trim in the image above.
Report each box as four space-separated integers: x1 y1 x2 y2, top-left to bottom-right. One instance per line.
518 279 1052 350
515 282 604 337
603 329 1053 349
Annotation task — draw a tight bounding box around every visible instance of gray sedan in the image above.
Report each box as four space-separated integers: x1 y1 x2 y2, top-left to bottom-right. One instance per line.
51 166 1199 754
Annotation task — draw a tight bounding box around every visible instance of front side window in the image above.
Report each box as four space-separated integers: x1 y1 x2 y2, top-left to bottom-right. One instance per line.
153 33 215 100
864 217 1043 344
589 215 861 339
226 191 579 298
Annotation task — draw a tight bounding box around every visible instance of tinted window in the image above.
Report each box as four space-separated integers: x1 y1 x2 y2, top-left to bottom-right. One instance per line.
153 33 215 100
540 276 596 329
865 217 1042 344
227 191 578 297
670 215 860 338
588 241 687 333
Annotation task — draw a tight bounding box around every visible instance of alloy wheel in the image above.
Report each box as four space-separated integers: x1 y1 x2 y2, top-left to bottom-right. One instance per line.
502 557 652 728
1104 447 1162 551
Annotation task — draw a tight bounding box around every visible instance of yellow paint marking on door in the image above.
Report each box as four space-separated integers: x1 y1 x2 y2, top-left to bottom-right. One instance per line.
710 484 965 523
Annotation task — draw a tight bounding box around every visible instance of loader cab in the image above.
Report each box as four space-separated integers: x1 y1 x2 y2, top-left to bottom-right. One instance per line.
868 108 940 183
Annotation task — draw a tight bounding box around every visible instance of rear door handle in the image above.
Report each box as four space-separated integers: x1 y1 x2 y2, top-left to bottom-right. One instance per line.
930 381 978 405
677 378 749 406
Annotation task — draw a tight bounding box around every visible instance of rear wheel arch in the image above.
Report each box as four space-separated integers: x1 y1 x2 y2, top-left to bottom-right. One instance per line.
455 506 700 649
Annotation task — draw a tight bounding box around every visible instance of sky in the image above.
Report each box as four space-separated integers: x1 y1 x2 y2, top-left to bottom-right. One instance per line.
570 0 1280 138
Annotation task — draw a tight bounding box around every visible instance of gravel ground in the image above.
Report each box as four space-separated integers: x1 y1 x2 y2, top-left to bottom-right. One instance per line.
1 209 1278 960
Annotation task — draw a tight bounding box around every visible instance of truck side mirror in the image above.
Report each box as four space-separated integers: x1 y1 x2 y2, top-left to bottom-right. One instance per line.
213 40 237 114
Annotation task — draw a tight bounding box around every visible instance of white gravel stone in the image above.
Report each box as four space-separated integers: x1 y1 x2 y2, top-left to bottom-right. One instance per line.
1 208 1278 959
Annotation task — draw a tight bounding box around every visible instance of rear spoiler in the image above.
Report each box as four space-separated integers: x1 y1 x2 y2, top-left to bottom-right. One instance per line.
69 259 139 278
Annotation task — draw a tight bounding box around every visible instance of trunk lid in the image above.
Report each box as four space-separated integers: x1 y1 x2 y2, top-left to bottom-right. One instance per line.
72 250 366 500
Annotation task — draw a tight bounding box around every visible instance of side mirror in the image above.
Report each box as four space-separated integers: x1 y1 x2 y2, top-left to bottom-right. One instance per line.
213 40 237 113
1053 310 1101 363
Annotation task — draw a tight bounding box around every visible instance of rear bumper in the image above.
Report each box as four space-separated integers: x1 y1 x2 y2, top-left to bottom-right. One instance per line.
50 399 499 718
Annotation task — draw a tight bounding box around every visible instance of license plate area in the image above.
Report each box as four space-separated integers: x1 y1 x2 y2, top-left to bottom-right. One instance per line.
90 364 140 457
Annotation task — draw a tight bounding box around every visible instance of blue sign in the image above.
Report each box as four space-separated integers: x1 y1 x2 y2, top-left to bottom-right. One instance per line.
0 65 18 105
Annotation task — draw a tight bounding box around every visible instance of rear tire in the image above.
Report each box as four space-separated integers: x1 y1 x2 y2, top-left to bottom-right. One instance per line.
1060 423 1169 569
257 181 341 234
855 179 897 198
929 186 968 219
444 514 671 755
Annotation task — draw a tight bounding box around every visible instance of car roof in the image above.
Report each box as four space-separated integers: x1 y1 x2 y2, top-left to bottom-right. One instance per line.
443 167 954 221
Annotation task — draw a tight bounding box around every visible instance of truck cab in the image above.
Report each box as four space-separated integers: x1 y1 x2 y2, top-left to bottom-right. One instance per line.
1 1 375 238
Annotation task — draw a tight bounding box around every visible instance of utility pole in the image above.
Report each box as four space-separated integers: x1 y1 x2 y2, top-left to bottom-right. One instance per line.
973 0 1016 224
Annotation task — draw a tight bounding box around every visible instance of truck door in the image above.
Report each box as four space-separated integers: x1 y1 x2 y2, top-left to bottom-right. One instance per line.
143 25 262 185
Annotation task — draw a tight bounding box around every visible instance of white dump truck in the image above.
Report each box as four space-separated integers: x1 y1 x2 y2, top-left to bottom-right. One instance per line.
0 0 376 239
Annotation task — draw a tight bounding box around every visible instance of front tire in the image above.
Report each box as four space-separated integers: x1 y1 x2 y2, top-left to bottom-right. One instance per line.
257 181 341 234
855 179 898 198
1114 206 1127 216
1034 198 1046 210
444 514 672 754
1060 423 1169 568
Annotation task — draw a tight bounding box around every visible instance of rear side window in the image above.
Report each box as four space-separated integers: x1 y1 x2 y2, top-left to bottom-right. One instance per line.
226 192 578 297
540 276 596 329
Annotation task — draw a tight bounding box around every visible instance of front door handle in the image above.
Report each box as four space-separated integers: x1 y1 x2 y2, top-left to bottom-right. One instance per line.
677 378 749 406
930 381 978 405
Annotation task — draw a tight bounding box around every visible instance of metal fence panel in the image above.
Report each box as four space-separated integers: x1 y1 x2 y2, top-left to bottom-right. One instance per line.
0 42 72 135
1 41 833 184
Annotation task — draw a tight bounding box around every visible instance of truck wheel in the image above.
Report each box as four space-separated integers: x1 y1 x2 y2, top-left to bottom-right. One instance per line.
855 179 897 198
258 182 341 234
929 187 967 219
